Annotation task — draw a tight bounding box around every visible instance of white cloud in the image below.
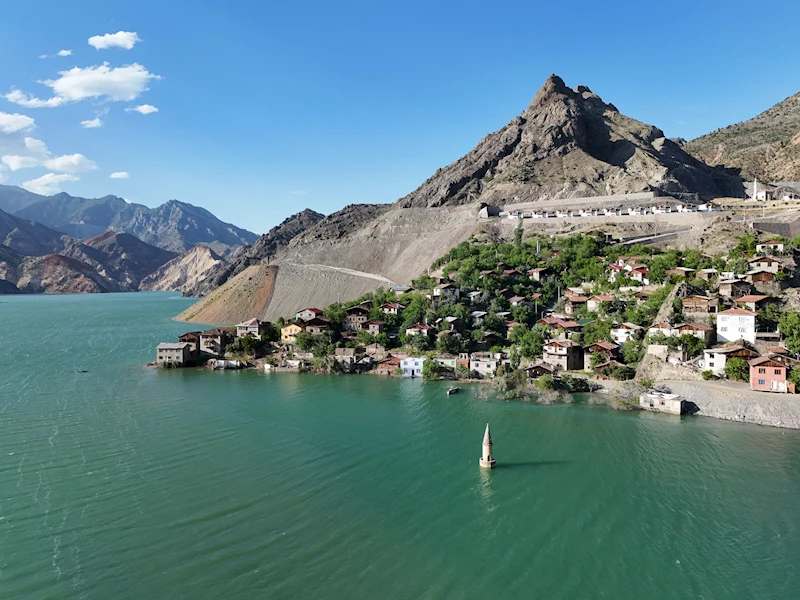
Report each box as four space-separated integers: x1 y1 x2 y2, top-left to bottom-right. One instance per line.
126 104 158 115
110 171 130 179
88 31 141 50
80 117 103 128
43 153 97 173
0 111 35 133
5 63 160 108
24 137 49 156
2 155 41 171
58 49 72 57
22 173 79 195
0 172 7 184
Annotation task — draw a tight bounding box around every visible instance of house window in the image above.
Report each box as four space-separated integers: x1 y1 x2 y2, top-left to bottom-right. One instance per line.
720 327 728 332
775 369 782 375
738 328 746 333
758 368 766 374
758 379 766 385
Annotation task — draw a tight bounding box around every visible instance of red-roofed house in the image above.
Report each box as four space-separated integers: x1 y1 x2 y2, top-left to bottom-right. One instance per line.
296 308 324 322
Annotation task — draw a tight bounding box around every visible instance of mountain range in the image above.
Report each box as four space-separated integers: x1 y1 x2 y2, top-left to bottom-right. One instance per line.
0 185 259 254
685 91 800 182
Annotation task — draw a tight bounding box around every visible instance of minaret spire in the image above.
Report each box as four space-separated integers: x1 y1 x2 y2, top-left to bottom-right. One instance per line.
479 423 496 468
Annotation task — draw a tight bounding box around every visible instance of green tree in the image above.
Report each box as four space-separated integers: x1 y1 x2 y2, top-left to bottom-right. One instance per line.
436 332 462 355
323 304 346 330
241 335 258 357
724 357 750 381
509 346 521 370
787 367 800 388
455 364 470 379
422 359 441 381
514 220 523 249
294 332 315 352
621 339 645 365
411 334 433 352
261 324 280 343
779 312 800 355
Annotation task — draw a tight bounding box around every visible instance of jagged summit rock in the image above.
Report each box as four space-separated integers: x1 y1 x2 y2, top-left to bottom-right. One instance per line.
396 75 742 209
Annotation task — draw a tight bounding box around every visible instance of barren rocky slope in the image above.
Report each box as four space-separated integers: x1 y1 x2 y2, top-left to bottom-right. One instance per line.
685 91 800 181
140 245 227 292
62 231 177 290
396 75 742 208
184 208 324 297
4 253 126 294
0 208 74 256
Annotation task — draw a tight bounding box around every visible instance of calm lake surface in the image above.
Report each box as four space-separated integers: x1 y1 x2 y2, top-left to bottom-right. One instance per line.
1 292 800 599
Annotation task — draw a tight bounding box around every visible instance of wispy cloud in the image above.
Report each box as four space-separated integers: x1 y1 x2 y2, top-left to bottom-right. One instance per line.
0 111 35 133
22 173 79 195
80 117 103 128
39 49 73 59
88 31 141 50
2 137 97 173
110 171 130 179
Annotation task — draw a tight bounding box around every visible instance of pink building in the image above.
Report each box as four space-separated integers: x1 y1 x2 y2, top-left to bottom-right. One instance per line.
748 356 792 393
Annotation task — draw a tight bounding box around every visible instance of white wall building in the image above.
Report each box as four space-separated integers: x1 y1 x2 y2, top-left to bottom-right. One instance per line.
716 308 757 344
401 357 427 378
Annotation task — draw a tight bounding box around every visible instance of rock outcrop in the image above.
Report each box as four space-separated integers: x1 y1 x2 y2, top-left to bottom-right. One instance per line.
140 245 227 292
183 208 324 297
0 208 74 256
685 91 800 181
4 253 126 294
397 75 742 208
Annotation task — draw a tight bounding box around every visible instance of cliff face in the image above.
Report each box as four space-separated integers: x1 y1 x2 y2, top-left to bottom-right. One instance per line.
0 208 74 256
183 208 325 297
9 254 127 294
396 75 742 208
685 91 800 181
140 245 227 292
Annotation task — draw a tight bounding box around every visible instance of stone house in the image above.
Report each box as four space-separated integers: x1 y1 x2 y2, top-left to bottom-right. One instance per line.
156 342 192 366
718 279 752 299
536 316 582 338
610 323 643 344
344 306 370 331
296 308 324 322
716 308 757 344
639 392 685 415
178 331 201 356
544 340 583 371
200 328 228 354
364 320 386 336
304 318 330 336
681 295 718 314
280 323 306 344
334 347 367 372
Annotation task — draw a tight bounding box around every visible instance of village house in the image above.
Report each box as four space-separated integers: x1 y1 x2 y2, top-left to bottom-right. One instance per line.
639 392 685 415
696 268 718 281
344 306 370 331
681 294 719 314
525 361 558 379
536 316 582 338
631 290 652 305
749 356 795 393
456 353 470 371
735 294 779 312
334 347 369 372
627 205 647 216
156 342 192 367
676 322 714 346
586 295 613 312
543 340 583 371
236 318 268 338
178 331 201 356
401 356 427 378
433 283 460 299
405 323 436 337
666 267 696 279
296 308 324 322
364 320 386 336
200 328 228 354
527 267 552 282
380 302 405 315
466 291 483 304
628 267 650 285
373 355 401 375
745 270 777 287
702 344 759 376
433 355 458 370
748 256 781 274
303 318 330 336
676 204 698 213
508 295 527 307
756 240 785 254
471 310 488 326
390 285 412 297
610 322 643 344
583 340 619 370
718 279 753 299
469 352 502 378
564 296 588 315
647 322 676 338
716 308 757 344
502 269 522 280
280 322 306 344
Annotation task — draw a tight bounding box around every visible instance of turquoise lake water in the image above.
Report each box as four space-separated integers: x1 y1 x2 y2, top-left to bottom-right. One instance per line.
1 292 799 599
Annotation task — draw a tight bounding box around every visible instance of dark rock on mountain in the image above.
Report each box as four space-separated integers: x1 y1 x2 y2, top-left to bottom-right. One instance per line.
183 208 324 297
685 91 800 181
0 208 74 256
0 185 258 253
62 231 178 290
396 75 743 208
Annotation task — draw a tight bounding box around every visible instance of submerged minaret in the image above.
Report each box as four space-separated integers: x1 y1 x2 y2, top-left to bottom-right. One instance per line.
479 423 496 468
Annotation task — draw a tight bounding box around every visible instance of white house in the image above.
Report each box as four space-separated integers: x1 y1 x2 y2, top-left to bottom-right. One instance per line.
405 323 436 337
401 356 427 378
469 353 502 378
701 345 759 375
716 308 757 344
433 283 460 299
611 322 643 344
756 240 785 254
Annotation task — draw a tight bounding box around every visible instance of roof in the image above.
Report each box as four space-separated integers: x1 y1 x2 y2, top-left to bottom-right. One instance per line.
649 322 673 329
749 356 786 368
380 302 405 309
508 295 526 303
750 256 780 263
613 322 642 330
677 323 713 331
302 307 324 314
735 294 772 304
566 296 588 303
365 320 385 325
705 344 759 356
759 240 784 245
201 328 227 336
525 361 556 372
545 339 581 348
589 295 614 302
718 308 757 316
407 323 435 331
434 283 454 289
769 346 789 354
157 342 191 350
483 424 492 446
390 285 412 292
281 322 305 330
237 318 261 327
304 318 330 327
585 340 619 351
346 306 370 314
178 331 201 339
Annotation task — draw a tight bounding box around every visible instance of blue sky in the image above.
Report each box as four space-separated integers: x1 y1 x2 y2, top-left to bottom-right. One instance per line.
1 0 799 234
